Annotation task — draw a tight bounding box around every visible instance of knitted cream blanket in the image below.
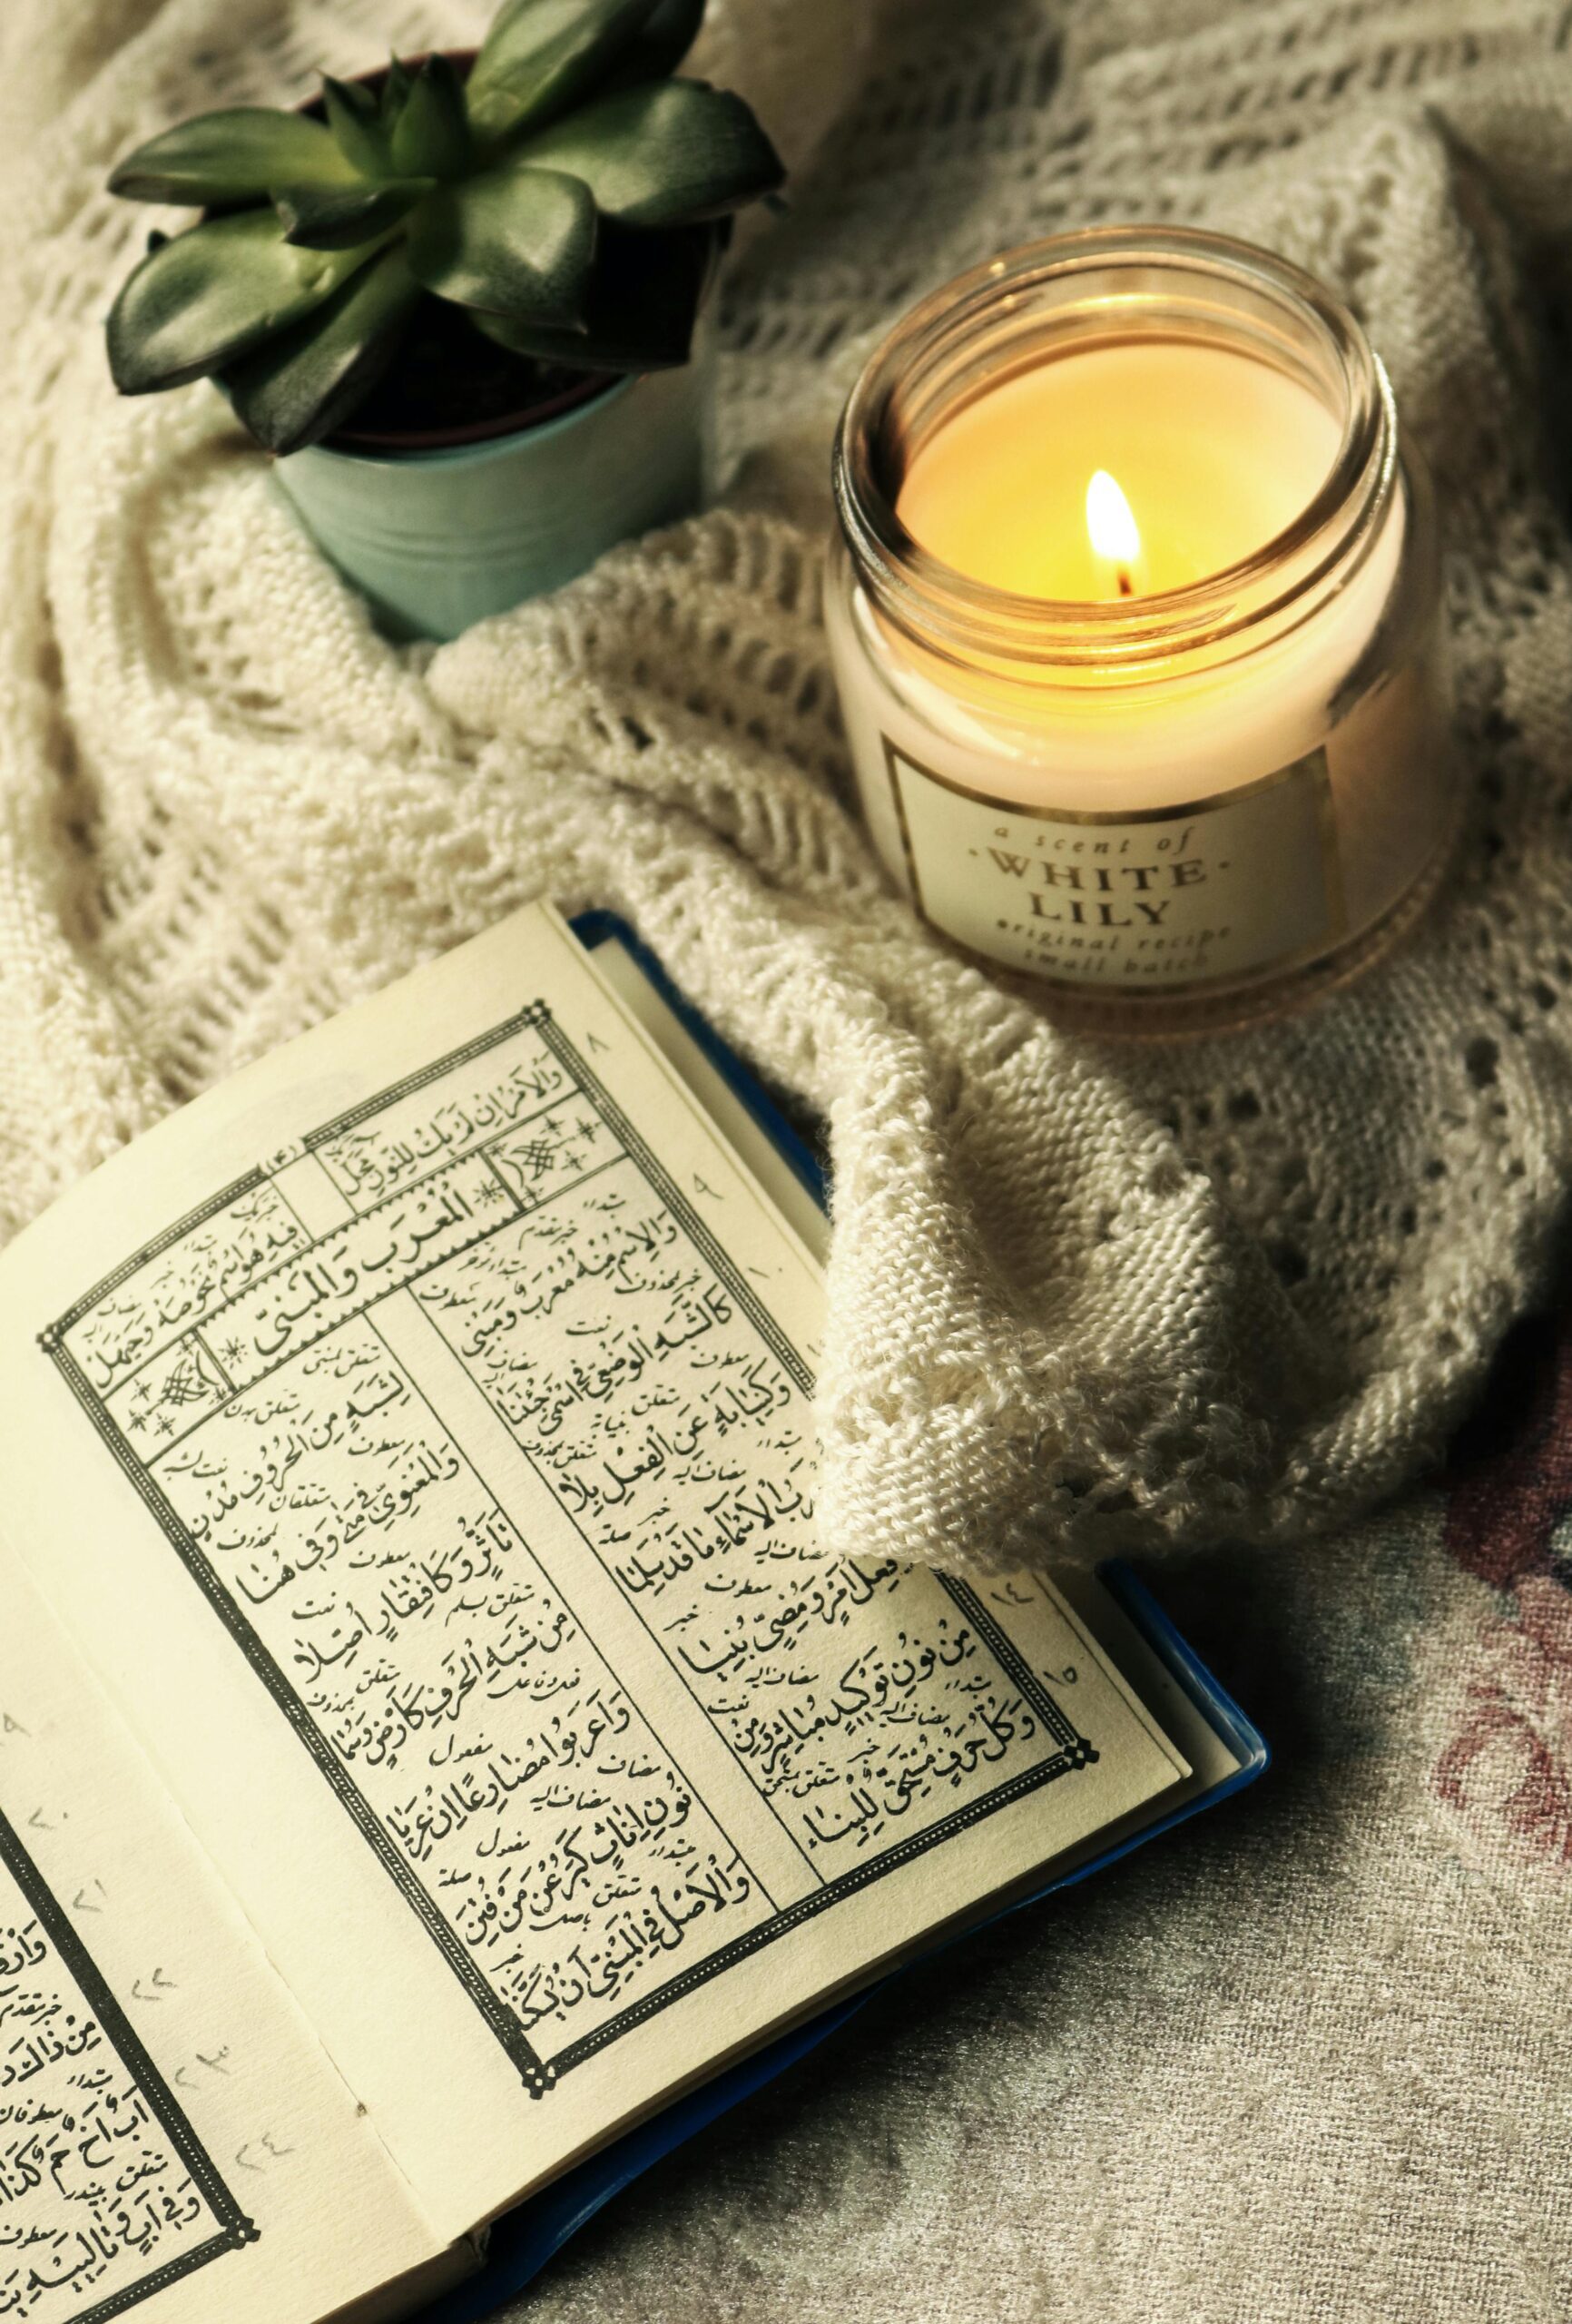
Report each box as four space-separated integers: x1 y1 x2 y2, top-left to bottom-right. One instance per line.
2 0 1568 1572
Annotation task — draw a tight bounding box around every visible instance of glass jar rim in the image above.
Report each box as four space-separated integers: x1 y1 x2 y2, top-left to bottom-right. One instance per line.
832 223 1400 675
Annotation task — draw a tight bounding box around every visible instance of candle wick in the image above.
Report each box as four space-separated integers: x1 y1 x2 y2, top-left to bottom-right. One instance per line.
1117 568 1134 598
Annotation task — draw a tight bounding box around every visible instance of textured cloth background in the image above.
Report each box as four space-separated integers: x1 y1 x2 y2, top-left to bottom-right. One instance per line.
2 5 1571 2320
512 1394 1572 2324
9 0 1572 1574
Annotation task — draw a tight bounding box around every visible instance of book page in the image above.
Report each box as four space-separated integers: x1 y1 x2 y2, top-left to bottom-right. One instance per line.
0 1551 457 2324
0 902 1188 2242
579 923 830 1265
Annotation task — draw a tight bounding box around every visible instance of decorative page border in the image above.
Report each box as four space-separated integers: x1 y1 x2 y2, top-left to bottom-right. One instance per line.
41 1007 1095 2096
0 1809 255 2321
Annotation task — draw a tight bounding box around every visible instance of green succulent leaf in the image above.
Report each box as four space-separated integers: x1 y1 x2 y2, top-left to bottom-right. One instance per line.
320 75 391 176
406 163 596 324
475 215 714 369
108 108 359 205
516 80 781 223
380 55 416 129
223 244 422 454
390 55 474 178
465 0 660 143
599 0 707 90
107 209 379 393
276 179 430 249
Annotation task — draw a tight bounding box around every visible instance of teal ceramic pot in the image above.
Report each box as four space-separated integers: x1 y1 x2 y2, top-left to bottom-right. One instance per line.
270 341 712 642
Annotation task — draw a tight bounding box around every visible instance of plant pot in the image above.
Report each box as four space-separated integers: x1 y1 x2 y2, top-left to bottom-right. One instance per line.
270 335 713 641
258 47 718 641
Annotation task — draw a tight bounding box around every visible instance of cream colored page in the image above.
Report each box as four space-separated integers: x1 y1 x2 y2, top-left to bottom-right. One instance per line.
0 901 1186 2235
582 931 830 1265
0 1551 452 2324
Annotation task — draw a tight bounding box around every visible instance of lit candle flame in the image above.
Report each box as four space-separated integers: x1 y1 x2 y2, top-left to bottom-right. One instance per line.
1086 468 1142 598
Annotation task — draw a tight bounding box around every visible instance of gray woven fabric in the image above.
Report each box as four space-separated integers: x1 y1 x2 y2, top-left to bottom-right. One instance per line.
506 1467 1572 2323
5 0 1572 1576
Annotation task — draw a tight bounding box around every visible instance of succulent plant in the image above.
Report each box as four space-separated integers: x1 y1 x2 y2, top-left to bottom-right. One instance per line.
105 0 782 454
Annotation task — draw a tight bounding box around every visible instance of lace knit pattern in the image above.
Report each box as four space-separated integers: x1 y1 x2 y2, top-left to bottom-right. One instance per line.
3 0 1571 1571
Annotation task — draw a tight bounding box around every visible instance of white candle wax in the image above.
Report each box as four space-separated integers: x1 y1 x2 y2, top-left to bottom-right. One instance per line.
835 340 1405 815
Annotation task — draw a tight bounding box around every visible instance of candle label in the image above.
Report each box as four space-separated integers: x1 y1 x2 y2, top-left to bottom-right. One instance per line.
881 737 1347 991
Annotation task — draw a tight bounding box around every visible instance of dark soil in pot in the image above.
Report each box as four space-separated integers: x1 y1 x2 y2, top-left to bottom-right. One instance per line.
329 301 618 455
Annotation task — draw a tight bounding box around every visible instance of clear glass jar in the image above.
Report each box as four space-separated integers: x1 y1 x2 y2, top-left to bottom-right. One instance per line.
826 226 1458 1034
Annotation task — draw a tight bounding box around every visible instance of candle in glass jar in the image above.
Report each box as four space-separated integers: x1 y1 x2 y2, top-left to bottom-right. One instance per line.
827 229 1459 1031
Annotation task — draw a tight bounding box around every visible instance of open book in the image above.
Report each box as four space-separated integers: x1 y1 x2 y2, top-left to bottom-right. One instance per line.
0 902 1263 2323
